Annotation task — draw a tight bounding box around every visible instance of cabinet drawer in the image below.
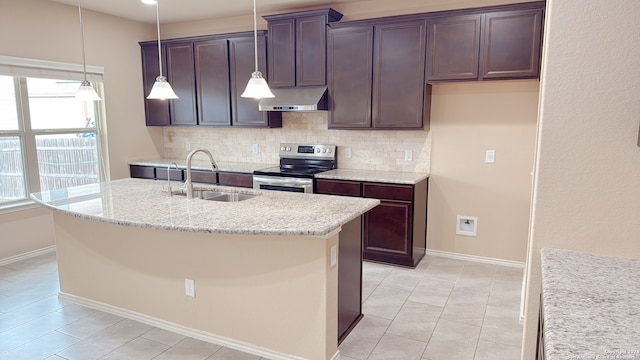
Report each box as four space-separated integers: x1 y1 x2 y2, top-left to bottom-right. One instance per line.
189 170 217 184
217 172 253 188
130 165 155 179
315 179 361 197
156 168 183 181
363 183 413 201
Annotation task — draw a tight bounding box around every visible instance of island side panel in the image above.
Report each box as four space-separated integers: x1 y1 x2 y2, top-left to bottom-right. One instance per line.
52 212 338 360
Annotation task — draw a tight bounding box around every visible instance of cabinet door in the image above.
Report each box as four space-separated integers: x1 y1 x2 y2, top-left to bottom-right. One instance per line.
327 26 373 129
166 43 197 125
217 172 253 188
229 36 282 128
195 40 232 126
141 44 170 126
427 15 482 81
372 20 427 129
267 19 296 88
315 179 361 197
297 15 328 86
363 200 413 262
480 9 543 79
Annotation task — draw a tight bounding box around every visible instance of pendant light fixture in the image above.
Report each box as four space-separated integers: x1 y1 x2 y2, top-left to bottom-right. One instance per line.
241 0 274 99
75 0 101 101
146 0 178 100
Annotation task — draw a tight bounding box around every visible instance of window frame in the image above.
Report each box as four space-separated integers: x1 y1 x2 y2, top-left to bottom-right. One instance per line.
0 56 108 212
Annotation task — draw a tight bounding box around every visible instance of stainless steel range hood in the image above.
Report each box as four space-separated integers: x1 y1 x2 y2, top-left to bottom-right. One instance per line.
258 86 327 111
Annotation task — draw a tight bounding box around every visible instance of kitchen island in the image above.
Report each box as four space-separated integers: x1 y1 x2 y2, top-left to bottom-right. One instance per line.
31 178 379 360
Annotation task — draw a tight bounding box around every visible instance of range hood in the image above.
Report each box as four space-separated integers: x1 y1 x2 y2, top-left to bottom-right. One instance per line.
258 86 327 111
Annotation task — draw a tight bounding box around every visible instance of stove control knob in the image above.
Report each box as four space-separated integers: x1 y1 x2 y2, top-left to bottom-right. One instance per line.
327 148 332 153
286 147 292 152
322 148 328 153
280 146 285 151
316 148 321 153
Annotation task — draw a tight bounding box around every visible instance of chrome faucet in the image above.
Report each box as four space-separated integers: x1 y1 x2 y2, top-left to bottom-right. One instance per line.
167 161 179 196
185 148 218 199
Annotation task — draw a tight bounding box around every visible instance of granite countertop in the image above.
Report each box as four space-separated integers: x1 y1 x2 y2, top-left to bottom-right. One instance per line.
316 169 429 185
130 159 276 173
540 248 640 360
30 178 379 237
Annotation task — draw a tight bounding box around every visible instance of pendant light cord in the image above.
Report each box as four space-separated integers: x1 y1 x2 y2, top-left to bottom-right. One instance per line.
252 0 258 74
77 0 88 81
156 0 163 78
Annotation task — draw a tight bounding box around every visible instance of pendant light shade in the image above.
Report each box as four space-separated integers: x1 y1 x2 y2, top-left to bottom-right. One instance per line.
75 0 101 101
241 0 274 99
146 0 178 100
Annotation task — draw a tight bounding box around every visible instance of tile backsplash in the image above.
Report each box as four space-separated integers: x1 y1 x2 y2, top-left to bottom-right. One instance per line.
164 112 431 173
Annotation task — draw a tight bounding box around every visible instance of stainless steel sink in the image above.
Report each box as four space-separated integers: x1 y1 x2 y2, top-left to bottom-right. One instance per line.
185 189 259 202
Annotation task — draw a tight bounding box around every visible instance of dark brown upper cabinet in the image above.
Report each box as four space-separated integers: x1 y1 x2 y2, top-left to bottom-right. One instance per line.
140 31 280 128
141 43 170 126
228 35 282 128
372 20 428 129
480 8 543 79
427 15 481 81
194 39 232 126
427 4 543 82
327 26 374 129
166 42 197 125
328 20 429 130
264 9 343 88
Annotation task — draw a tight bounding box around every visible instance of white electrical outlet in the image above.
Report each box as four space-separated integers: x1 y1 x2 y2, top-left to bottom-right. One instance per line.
405 150 413 161
252 144 259 154
185 278 195 298
184 141 191 151
485 150 496 163
345 147 352 159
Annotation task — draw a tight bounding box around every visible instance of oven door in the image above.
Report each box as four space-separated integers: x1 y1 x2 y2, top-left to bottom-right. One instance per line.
253 175 313 193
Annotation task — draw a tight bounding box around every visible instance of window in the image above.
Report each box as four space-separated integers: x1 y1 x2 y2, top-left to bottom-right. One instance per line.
0 57 108 209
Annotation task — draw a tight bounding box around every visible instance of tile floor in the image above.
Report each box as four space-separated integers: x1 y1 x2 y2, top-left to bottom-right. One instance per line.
0 252 524 359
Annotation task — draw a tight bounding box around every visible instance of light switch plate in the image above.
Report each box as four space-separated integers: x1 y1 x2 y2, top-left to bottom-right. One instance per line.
485 150 496 163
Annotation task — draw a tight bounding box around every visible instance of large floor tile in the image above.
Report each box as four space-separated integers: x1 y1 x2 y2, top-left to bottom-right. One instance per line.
362 285 411 320
338 315 390 360
141 327 187 346
387 301 441 343
367 333 427 360
100 337 169 360
153 337 222 360
473 339 521 360
421 319 481 360
380 267 425 291
0 330 79 360
0 311 78 354
440 289 489 327
479 305 523 348
408 277 454 308
488 278 523 310
207 346 262 359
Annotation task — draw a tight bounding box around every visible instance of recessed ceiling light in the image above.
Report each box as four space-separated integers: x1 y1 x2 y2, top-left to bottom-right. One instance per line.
141 0 157 5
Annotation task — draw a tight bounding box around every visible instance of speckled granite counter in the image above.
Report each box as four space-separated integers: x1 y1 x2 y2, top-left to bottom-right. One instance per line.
316 168 428 184
30 178 379 237
129 159 275 173
540 248 640 360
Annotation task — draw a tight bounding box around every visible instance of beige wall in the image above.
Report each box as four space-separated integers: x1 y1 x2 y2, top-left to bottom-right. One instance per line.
427 81 539 263
521 0 640 357
0 207 53 260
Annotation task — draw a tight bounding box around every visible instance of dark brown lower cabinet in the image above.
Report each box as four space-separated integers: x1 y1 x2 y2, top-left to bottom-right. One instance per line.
536 294 546 359
129 165 253 188
338 216 363 343
315 178 428 267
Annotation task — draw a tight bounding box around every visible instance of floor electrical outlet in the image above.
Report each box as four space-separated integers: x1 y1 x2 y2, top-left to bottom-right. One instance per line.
185 278 195 297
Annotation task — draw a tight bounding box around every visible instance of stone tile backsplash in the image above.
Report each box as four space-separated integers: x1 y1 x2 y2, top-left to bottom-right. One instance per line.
164 112 431 173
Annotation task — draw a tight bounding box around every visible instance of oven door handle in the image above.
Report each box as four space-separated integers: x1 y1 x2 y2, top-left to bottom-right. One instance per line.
253 175 313 187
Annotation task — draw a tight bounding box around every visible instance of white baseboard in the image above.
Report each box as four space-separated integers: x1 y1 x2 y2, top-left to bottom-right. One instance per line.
0 245 56 266
425 249 524 268
58 292 320 360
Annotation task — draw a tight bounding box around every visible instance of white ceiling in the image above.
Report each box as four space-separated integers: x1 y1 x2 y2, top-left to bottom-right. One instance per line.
50 0 360 24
